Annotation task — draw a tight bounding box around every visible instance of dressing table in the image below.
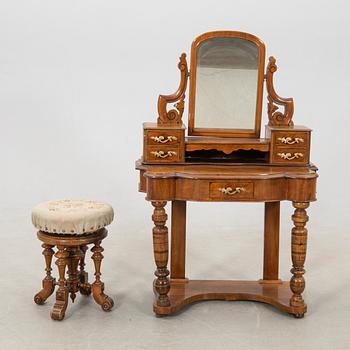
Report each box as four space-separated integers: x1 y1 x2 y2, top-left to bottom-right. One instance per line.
136 31 318 318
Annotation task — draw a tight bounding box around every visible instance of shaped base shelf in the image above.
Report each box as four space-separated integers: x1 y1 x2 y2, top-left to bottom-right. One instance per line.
153 279 307 317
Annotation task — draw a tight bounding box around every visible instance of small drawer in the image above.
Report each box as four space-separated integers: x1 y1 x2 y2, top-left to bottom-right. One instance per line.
144 146 181 163
272 147 309 164
209 182 254 200
273 131 309 148
146 130 182 146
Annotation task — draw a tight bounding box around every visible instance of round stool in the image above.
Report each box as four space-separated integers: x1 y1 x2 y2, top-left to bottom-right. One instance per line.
32 199 114 320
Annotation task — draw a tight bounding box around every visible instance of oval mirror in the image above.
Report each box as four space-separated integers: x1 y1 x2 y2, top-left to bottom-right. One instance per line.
188 31 265 138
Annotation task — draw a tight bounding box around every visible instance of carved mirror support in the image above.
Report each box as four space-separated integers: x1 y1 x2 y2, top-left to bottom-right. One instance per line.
157 53 189 125
266 56 294 126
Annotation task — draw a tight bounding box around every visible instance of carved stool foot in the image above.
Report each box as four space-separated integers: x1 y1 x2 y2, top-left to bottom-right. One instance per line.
79 283 92 296
34 278 56 305
293 313 305 319
50 246 69 321
51 289 69 321
91 241 114 311
34 244 56 305
92 282 114 311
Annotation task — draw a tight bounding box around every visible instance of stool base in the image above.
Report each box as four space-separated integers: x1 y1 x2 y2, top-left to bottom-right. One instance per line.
34 229 114 320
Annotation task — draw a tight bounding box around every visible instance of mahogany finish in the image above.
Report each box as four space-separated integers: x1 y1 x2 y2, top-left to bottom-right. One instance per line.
34 229 114 320
137 30 318 318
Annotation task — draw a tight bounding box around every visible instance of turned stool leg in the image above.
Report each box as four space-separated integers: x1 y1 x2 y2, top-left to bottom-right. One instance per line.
151 201 170 308
91 240 114 311
34 244 56 305
51 246 69 321
66 247 82 303
290 201 309 318
79 245 91 295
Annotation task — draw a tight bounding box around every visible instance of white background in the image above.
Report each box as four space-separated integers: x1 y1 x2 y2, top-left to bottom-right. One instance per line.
0 1 349 349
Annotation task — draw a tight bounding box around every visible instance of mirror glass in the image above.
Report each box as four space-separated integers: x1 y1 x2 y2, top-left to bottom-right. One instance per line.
194 37 259 130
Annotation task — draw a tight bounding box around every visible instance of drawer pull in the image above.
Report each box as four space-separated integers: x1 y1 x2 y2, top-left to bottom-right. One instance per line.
151 150 177 158
277 152 304 160
218 187 245 195
151 135 178 143
277 137 304 145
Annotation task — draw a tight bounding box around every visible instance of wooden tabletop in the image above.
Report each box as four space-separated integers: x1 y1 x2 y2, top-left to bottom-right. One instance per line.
136 159 318 180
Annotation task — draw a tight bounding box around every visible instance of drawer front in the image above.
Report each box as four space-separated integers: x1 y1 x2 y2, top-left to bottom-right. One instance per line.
209 182 254 200
273 131 309 148
144 145 181 163
146 130 182 146
272 147 309 164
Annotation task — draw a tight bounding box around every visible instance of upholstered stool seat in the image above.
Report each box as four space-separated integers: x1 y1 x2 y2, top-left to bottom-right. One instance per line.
32 199 114 321
32 199 114 234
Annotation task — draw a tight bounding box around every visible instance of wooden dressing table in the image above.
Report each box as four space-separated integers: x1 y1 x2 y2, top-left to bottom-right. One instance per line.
136 31 318 318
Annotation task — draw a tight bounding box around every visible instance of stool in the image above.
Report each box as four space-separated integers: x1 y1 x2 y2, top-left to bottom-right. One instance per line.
32 199 115 320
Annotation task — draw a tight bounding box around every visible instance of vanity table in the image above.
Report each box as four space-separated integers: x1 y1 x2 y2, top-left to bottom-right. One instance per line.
136 31 318 318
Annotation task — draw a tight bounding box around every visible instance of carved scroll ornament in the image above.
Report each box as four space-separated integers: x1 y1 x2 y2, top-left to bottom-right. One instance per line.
266 56 294 126
157 53 189 125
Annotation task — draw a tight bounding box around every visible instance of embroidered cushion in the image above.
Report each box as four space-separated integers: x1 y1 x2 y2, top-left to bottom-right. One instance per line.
32 199 114 234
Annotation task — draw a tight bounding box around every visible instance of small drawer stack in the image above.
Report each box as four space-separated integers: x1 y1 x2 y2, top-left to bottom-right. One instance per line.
143 122 185 163
266 126 311 165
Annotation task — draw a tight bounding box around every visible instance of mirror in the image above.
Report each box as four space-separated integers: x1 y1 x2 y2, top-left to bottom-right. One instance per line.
188 31 265 138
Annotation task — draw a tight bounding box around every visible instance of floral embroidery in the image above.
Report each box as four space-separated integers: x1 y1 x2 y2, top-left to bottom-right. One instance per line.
47 199 107 212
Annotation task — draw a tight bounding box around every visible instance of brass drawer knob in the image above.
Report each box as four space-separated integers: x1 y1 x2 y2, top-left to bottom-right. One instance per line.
151 150 177 158
150 135 178 143
277 152 304 160
277 137 304 144
218 187 245 195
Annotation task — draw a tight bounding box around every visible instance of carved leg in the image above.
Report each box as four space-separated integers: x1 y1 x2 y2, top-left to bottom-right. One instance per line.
34 244 56 305
290 201 309 318
66 247 81 303
51 246 69 321
91 241 114 311
152 201 170 307
79 245 91 295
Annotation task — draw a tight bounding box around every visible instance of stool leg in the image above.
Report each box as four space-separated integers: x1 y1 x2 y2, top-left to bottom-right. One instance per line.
51 246 69 321
91 241 114 311
34 244 56 305
79 245 91 296
66 247 81 303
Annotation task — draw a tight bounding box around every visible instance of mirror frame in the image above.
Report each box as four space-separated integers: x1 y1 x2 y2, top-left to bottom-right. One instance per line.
188 31 266 138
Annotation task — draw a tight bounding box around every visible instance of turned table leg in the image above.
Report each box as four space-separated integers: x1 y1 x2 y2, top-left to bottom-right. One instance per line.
91 241 114 311
290 201 309 318
79 245 91 295
34 244 56 305
51 246 69 321
152 201 170 308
